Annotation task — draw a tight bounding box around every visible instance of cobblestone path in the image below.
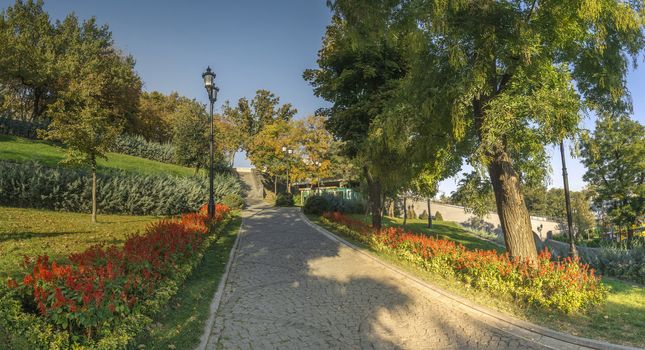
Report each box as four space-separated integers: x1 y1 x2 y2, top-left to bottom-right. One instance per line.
205 206 550 349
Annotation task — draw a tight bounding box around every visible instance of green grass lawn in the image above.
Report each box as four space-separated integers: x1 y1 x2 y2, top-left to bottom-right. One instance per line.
347 214 504 252
309 215 645 347
136 217 241 349
0 135 197 177
0 206 161 279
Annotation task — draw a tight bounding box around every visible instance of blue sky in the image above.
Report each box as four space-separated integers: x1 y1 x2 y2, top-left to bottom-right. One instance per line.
3 0 643 195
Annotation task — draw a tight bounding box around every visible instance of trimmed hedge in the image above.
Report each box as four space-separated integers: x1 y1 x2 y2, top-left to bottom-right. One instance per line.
303 194 364 215
1 204 232 349
0 161 242 216
109 133 175 164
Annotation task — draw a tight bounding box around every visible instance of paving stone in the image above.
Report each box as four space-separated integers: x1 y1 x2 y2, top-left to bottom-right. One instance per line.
207 207 550 349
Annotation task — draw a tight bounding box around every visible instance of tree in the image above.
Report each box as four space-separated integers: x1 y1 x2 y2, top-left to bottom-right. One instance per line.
0 0 58 121
246 119 300 193
42 15 141 223
369 0 645 260
130 91 185 142
172 99 211 172
571 190 596 240
580 115 644 246
224 89 297 140
451 171 496 220
304 7 410 229
298 115 336 186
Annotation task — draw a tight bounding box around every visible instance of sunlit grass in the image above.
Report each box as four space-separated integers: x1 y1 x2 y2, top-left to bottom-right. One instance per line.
0 206 161 279
0 135 198 177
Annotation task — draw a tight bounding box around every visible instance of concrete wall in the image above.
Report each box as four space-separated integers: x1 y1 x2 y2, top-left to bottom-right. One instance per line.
408 200 562 241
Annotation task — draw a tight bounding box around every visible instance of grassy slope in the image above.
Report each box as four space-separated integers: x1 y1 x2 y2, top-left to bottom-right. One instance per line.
0 135 196 177
309 215 645 347
137 217 241 349
347 214 503 252
0 206 160 279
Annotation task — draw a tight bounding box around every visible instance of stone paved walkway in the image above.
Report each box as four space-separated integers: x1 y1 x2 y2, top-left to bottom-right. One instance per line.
205 206 550 349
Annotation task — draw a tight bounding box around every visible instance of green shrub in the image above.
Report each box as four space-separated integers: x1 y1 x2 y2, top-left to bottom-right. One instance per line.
222 193 245 209
275 193 295 207
594 246 645 284
0 161 242 215
434 211 443 221
303 194 364 215
303 195 330 215
109 133 175 164
418 210 429 220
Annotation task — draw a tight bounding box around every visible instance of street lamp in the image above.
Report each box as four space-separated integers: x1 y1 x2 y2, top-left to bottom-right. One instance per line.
282 146 293 194
202 66 219 219
314 160 322 193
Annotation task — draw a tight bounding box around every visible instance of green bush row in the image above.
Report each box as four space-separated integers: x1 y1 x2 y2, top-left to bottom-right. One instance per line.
0 161 243 215
303 194 365 215
109 133 176 164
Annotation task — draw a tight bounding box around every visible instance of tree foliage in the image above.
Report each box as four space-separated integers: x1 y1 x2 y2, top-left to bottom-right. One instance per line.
326 0 645 259
580 115 644 242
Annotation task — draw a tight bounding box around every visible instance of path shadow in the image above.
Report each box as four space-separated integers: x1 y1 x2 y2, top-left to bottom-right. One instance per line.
212 207 493 349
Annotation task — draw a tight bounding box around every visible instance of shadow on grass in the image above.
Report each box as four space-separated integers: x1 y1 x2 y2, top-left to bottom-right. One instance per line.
0 231 88 243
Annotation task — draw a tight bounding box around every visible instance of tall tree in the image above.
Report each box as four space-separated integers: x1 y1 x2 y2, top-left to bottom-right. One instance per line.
246 119 301 193
0 0 60 120
304 6 409 229
580 115 644 245
42 14 141 223
380 0 645 260
171 99 211 172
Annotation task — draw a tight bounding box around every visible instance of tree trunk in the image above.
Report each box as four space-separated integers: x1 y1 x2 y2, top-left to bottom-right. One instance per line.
627 228 634 249
274 175 277 194
403 196 407 226
91 163 97 224
364 166 382 230
487 150 538 261
427 198 433 228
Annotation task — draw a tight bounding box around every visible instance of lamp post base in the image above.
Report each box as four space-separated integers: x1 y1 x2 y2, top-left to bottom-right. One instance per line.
208 197 215 219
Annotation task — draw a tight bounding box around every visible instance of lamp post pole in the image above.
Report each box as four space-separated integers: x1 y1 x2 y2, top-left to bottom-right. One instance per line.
202 67 219 219
282 146 293 194
560 139 578 258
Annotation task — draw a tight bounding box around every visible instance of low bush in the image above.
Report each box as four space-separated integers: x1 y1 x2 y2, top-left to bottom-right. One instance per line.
222 193 245 209
303 194 365 215
1 204 231 349
303 194 330 214
109 134 175 164
0 161 242 216
321 211 607 314
434 211 443 221
418 210 429 220
594 247 645 284
275 193 295 207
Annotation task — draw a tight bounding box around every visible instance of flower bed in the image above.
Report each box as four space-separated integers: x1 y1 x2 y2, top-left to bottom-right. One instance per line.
0 203 231 349
321 211 607 313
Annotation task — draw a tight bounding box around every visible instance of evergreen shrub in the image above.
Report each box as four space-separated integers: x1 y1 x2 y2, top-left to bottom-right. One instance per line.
0 161 242 215
109 134 175 164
